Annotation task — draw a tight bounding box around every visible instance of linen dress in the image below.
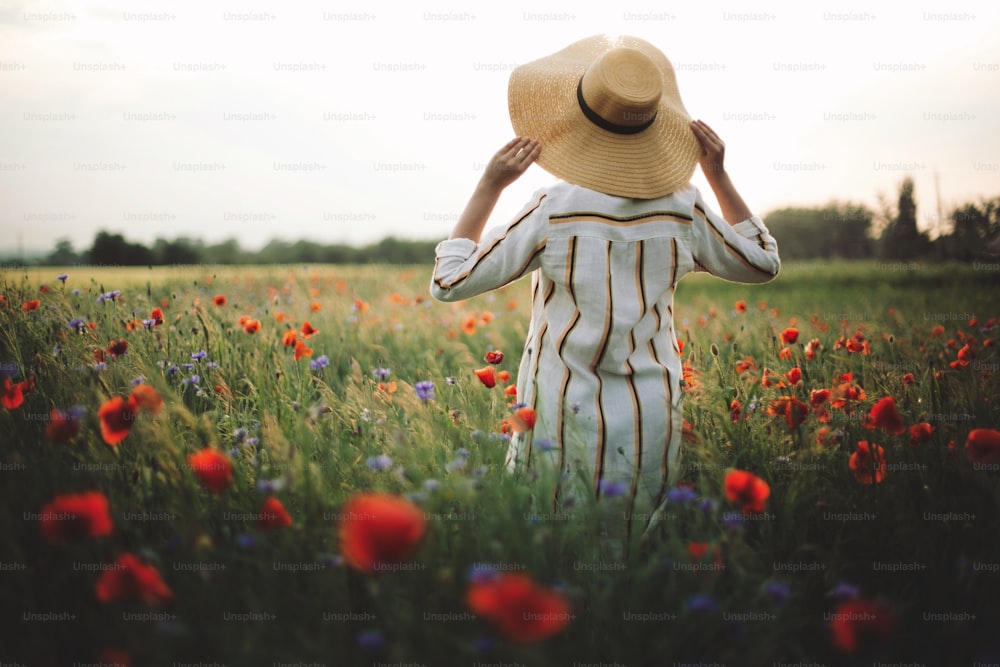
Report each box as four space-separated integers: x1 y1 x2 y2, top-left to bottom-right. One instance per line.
431 181 780 532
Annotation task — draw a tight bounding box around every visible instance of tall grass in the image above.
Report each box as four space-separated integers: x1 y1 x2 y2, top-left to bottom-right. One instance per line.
1 261 998 666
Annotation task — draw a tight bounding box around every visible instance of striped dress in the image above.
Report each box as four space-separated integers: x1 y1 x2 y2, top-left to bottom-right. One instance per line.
431 181 780 531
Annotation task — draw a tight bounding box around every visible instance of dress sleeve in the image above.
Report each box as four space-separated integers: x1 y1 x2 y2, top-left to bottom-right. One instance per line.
430 190 549 302
688 188 780 283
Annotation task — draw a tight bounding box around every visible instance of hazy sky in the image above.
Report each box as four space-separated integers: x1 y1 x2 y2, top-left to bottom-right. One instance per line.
1 0 998 254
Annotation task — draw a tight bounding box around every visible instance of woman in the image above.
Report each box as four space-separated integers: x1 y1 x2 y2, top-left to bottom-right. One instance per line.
431 35 780 539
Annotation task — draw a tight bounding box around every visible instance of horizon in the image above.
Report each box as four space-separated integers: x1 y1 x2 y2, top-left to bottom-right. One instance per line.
2 1 999 255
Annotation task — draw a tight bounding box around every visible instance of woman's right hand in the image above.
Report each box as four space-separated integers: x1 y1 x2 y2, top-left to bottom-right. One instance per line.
479 137 541 193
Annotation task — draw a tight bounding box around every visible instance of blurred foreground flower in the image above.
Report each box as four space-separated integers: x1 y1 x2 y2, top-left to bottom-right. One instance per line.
187 448 234 493
337 493 426 574
39 491 114 545
95 553 174 606
723 469 770 514
466 573 571 643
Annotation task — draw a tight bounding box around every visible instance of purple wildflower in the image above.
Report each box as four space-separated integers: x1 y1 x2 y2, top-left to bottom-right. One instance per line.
598 479 627 498
310 355 329 371
356 629 385 651
367 454 393 471
414 380 435 402
57 274 68 283
685 593 718 613
372 367 391 380
667 486 698 504
191 350 208 361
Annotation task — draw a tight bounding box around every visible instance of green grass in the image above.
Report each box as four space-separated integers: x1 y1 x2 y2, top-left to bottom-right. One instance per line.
1 261 998 666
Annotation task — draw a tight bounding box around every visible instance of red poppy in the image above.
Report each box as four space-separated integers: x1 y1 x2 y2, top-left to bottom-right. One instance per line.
950 343 974 369
724 469 770 514
908 422 933 448
785 367 802 385
213 294 227 306
243 319 261 334
39 491 114 545
282 330 298 347
767 396 809 431
778 347 793 360
187 448 233 493
484 350 504 365
21 299 41 312
45 407 82 444
498 370 511 383
95 553 173 606
864 396 906 435
98 396 135 446
257 496 293 530
293 340 313 361
107 339 129 358
461 316 476 336
829 598 894 653
735 300 747 314
337 493 427 574
735 356 756 374
95 650 131 667
311 301 323 312
729 399 742 423
150 307 164 325
2 377 27 409
301 321 319 338
780 327 799 345
511 406 537 431
804 338 821 360
474 366 497 388
965 428 1000 465
760 368 783 388
850 441 886 484
901 373 915 385
466 573 571 643
128 384 163 415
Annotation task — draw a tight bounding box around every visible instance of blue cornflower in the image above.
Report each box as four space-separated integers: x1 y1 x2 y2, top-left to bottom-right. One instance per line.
467 563 499 583
685 593 718 613
423 479 441 491
372 367 391 380
166 364 179 376
131 376 145 386
356 629 384 651
667 486 698 504
445 457 467 473
367 454 393 471
698 498 720 514
310 355 329 371
598 479 627 498
762 580 791 607
67 317 86 332
141 319 156 329
191 350 208 361
830 582 861 600
56 274 68 283
414 380 435 402
535 438 557 452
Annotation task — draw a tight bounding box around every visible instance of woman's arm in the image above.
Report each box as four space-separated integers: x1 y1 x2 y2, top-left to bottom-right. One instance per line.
690 119 753 225
449 137 541 242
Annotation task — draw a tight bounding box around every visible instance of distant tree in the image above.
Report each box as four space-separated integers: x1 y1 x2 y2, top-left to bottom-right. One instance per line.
46 238 80 265
153 237 202 265
85 231 154 266
763 202 874 259
204 239 244 264
935 197 1000 261
879 177 930 259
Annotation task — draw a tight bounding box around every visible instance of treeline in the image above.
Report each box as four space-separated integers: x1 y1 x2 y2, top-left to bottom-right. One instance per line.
762 177 999 261
8 177 1000 266
29 234 440 267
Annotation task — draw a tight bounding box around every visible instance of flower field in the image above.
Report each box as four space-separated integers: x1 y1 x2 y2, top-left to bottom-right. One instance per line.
1 261 999 666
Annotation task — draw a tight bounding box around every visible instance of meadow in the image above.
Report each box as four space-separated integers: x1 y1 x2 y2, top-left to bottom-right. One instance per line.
1 260 999 667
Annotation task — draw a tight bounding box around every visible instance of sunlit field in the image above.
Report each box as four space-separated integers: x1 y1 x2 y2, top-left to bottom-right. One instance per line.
2 261 999 666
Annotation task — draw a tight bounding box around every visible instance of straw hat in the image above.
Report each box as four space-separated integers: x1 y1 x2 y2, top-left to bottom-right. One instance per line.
508 35 701 199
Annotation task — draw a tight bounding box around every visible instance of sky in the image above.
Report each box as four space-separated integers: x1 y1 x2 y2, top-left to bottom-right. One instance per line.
1 0 998 256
